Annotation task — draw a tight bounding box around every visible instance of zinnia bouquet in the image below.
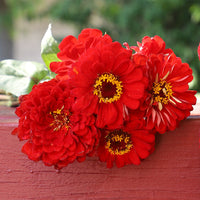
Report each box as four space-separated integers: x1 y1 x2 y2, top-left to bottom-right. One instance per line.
1 25 197 169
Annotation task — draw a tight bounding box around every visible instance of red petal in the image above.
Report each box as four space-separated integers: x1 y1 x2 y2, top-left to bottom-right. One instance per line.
133 138 153 151
22 142 42 161
11 127 18 135
72 92 97 114
121 67 144 84
134 145 150 159
175 91 197 105
64 132 74 148
77 156 86 163
106 154 115 168
100 51 115 71
59 35 77 51
115 155 126 168
121 94 140 110
132 130 155 143
129 150 141 165
76 143 86 156
171 84 189 93
132 54 147 66
96 103 120 128
78 28 102 41
123 82 145 99
106 101 124 129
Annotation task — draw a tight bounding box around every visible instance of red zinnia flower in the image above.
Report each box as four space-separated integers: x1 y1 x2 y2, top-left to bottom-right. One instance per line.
69 41 147 129
144 53 196 133
130 36 197 133
198 43 200 60
97 115 155 168
12 79 99 169
50 28 112 80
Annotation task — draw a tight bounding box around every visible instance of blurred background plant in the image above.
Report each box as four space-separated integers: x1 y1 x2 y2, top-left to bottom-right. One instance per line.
0 0 200 102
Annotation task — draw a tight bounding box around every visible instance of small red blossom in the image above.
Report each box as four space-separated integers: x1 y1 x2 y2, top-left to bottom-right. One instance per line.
12 79 99 169
69 41 147 129
198 43 200 60
97 115 155 168
50 28 112 80
129 35 197 133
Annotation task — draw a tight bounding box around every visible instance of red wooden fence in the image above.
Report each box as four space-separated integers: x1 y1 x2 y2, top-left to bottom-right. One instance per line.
0 104 200 200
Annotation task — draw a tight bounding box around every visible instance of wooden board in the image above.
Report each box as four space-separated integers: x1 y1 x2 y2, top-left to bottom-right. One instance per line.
0 105 200 200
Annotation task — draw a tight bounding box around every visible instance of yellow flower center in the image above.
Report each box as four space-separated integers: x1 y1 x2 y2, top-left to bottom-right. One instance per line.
151 77 173 110
105 130 133 155
93 73 123 103
50 106 71 131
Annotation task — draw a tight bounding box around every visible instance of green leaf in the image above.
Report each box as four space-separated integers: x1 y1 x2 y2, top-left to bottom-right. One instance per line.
41 24 61 70
0 59 49 96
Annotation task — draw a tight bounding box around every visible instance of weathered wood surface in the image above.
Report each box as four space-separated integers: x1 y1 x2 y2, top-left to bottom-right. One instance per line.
0 105 200 200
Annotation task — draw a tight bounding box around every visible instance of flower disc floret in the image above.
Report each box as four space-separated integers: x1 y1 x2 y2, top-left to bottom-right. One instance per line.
50 106 71 131
105 129 133 155
93 73 123 103
151 78 173 110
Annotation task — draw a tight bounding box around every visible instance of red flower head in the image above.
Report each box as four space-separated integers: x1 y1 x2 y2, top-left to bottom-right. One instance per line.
129 35 197 134
12 79 99 169
97 114 155 168
198 43 200 60
144 53 196 133
69 40 147 129
50 28 112 80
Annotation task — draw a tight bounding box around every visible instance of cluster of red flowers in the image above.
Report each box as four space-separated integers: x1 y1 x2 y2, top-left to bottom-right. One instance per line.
13 29 197 169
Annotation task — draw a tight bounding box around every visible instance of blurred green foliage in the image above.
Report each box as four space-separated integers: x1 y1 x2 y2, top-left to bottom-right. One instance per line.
0 0 39 31
1 0 200 91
